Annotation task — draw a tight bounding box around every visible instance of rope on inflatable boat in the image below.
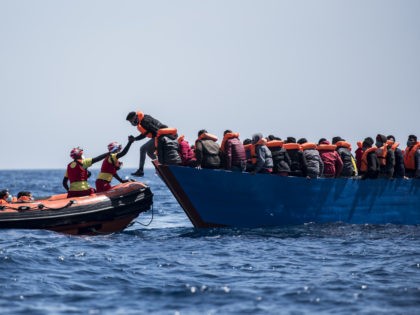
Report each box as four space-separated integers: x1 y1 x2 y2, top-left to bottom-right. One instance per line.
0 200 76 212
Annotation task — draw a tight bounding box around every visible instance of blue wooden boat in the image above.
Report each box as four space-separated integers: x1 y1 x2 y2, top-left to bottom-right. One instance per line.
153 161 420 228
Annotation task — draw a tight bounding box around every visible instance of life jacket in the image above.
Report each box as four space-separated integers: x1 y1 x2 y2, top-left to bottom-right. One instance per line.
67 160 90 191
360 147 377 172
283 143 302 151
300 143 317 150
391 142 400 151
221 132 240 152
135 112 152 138
317 144 337 151
197 133 218 142
266 140 284 149
17 195 32 202
155 127 178 149
335 141 352 150
246 140 267 166
244 144 256 165
376 142 393 167
97 154 121 182
404 142 420 170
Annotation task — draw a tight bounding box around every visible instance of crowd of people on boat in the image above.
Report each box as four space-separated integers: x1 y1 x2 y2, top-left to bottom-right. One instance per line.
125 111 420 181
1 110 418 203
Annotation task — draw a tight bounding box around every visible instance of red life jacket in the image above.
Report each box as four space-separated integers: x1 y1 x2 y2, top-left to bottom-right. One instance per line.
67 160 89 183
97 155 120 182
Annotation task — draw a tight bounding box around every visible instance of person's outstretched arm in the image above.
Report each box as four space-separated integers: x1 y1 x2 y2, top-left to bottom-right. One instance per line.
117 136 135 159
92 152 109 164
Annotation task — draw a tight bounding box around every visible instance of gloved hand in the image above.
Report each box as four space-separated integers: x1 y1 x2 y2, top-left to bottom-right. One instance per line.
128 135 135 143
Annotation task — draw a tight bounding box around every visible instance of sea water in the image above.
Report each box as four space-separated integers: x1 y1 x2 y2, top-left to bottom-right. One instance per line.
0 169 419 315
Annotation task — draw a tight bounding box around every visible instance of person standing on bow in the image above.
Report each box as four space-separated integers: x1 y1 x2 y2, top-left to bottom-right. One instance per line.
95 137 135 193
62 147 108 198
126 111 168 177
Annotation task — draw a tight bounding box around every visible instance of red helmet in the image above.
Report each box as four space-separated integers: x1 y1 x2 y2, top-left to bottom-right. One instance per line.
108 142 122 153
70 147 83 159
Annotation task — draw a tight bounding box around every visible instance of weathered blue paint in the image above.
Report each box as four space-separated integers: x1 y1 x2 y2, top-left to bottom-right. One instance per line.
154 162 420 228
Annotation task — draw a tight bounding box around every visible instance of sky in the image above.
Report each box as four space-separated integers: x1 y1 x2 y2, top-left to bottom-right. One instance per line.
0 0 419 170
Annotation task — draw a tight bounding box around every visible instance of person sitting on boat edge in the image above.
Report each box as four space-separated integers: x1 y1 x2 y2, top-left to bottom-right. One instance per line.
16 191 33 202
375 134 395 179
404 134 420 178
298 138 323 179
317 139 343 178
62 147 108 198
126 111 168 177
95 137 135 193
177 135 197 167
283 137 305 177
332 136 357 178
251 133 273 174
387 135 405 178
267 135 291 176
156 128 182 166
220 130 246 172
359 137 379 179
0 189 16 204
194 129 221 169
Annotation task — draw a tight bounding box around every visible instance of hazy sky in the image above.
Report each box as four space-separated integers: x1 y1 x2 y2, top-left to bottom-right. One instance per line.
1 0 419 170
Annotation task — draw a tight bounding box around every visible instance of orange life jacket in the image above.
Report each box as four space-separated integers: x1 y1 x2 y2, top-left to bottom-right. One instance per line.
136 111 153 138
391 142 399 151
283 143 302 151
335 141 351 150
317 144 337 151
17 196 32 202
177 135 185 143
221 132 240 152
244 143 257 165
404 142 420 170
300 142 317 150
266 140 284 149
155 127 178 148
376 144 388 166
197 133 218 142
360 147 377 172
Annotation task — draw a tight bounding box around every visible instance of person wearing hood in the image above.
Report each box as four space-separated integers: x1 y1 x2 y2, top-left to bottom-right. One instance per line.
404 134 420 178
375 134 395 179
251 133 273 174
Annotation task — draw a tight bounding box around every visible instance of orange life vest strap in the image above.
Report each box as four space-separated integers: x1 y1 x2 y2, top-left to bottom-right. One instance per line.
177 135 185 144
335 141 351 150
283 143 301 151
197 133 218 142
301 142 317 150
155 127 178 148
317 144 337 151
266 140 284 148
221 132 240 152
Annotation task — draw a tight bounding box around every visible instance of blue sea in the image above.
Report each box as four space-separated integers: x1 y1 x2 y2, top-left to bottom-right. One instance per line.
0 169 419 315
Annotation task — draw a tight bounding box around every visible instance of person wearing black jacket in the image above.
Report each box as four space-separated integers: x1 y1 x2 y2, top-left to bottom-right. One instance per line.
126 111 168 177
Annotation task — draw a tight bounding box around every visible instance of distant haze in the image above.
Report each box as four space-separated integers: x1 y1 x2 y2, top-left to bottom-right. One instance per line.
1 0 419 170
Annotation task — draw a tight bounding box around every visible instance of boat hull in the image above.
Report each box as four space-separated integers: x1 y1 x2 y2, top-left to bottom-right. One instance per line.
0 182 153 235
154 162 420 228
